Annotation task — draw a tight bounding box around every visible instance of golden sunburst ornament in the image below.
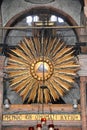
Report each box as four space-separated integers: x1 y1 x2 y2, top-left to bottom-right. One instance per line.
6 36 79 103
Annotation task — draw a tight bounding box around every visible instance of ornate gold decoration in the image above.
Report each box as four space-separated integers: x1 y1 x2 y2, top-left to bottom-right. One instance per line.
3 114 81 121
30 57 53 81
6 37 79 103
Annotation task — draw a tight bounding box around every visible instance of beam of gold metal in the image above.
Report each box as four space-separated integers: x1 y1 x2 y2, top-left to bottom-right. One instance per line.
0 25 85 30
5 36 79 103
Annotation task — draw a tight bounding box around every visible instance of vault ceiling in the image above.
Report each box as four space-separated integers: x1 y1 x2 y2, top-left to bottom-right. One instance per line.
24 0 54 4
0 0 84 7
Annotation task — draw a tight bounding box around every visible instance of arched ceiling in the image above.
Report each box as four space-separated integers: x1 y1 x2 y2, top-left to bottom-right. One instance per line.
0 0 84 7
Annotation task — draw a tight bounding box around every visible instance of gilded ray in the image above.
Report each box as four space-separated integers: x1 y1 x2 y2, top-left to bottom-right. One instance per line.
53 51 74 63
48 79 65 96
53 45 66 59
32 83 39 102
44 89 51 103
46 81 59 100
52 41 65 57
19 41 34 60
20 86 30 102
55 61 79 69
8 70 29 78
28 82 38 102
10 74 30 87
29 37 37 56
45 37 51 54
13 77 32 92
37 87 43 103
49 38 61 56
11 48 30 62
20 80 36 102
24 38 36 58
5 64 28 70
32 37 39 56
55 69 77 76
46 37 57 56
8 54 30 65
43 37 48 55
31 38 39 57
54 74 74 83
8 58 28 66
45 37 52 56
54 46 73 60
52 77 72 90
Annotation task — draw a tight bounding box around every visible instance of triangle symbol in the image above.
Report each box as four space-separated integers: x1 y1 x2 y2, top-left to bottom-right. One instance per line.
37 63 48 73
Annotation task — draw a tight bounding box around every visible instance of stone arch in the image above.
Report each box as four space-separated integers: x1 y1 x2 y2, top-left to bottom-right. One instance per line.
3 6 80 45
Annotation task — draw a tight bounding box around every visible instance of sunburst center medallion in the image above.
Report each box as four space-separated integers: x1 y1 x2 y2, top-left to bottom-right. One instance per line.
30 58 54 81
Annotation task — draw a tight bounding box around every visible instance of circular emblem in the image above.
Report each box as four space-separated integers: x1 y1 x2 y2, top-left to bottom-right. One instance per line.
30 58 53 81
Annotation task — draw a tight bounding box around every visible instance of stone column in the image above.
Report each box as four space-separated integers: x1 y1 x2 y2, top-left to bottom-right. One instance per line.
84 0 87 35
84 0 87 17
80 76 87 130
78 55 87 130
0 56 5 130
0 7 3 45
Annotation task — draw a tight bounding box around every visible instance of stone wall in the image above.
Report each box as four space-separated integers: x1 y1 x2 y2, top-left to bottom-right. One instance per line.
0 9 3 44
1 0 81 26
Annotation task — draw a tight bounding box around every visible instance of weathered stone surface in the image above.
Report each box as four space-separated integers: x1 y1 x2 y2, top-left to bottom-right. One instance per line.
6 88 23 104
78 55 87 76
62 83 80 104
1 0 81 26
4 82 23 104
